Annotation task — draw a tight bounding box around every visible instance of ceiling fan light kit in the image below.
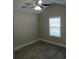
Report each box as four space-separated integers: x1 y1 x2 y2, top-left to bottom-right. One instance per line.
38 0 42 4
34 6 42 11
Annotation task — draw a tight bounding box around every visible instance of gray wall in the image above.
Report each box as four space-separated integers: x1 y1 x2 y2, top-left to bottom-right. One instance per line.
14 12 39 48
14 4 66 48
39 4 66 44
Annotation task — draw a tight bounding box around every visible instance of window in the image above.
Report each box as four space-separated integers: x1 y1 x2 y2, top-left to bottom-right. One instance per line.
49 16 61 37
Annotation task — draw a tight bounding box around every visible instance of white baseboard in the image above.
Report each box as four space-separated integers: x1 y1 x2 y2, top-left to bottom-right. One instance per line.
38 39 66 48
14 40 39 51
14 39 66 51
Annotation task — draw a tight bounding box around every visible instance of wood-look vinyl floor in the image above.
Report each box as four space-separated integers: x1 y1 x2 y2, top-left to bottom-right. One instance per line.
14 41 66 59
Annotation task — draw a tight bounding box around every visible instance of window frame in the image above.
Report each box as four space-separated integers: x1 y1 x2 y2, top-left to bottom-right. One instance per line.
49 16 61 37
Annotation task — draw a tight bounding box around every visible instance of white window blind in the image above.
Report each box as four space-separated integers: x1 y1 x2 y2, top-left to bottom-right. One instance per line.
49 16 61 37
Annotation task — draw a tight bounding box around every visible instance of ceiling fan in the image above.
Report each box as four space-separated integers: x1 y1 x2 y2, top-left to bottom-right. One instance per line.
22 0 51 10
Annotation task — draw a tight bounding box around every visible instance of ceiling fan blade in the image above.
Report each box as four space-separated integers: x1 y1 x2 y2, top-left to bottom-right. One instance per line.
24 3 34 5
22 6 27 8
22 5 29 8
35 0 39 5
42 4 51 6
30 6 35 8
40 6 43 9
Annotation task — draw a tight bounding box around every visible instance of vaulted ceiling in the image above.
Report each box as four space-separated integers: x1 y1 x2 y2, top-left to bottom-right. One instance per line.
14 0 66 14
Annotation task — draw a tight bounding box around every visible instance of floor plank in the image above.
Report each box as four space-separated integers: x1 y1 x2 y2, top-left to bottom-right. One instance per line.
14 41 66 59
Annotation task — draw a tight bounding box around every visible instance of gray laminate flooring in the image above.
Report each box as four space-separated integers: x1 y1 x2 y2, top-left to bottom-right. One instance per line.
15 41 66 59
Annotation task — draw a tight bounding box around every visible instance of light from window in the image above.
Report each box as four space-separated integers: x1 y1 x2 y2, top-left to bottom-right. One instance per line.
49 16 61 37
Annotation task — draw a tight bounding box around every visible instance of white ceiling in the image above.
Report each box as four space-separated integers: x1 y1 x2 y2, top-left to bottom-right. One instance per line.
14 0 66 14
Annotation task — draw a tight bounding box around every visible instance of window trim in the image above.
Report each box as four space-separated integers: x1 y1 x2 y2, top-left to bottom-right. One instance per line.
49 16 61 37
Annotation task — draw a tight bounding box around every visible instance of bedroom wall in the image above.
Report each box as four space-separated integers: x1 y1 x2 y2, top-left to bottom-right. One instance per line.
39 4 66 44
14 11 39 48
